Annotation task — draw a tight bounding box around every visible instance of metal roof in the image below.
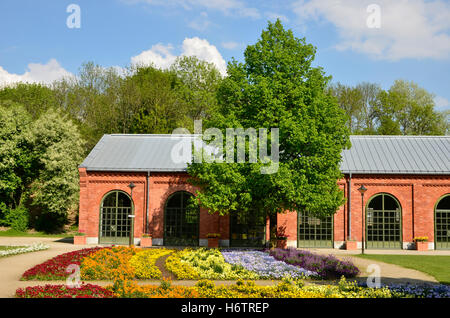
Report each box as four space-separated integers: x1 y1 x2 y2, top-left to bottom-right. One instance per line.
80 134 450 175
341 135 450 174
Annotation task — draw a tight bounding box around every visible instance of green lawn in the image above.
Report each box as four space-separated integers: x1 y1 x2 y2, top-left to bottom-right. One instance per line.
0 228 73 238
0 245 26 251
355 254 450 285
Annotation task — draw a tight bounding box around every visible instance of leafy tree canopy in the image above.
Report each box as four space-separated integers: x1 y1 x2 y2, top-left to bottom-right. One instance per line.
188 20 350 220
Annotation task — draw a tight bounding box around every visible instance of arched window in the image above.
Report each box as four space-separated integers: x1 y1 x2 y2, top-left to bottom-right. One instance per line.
366 193 402 249
99 191 132 244
435 194 450 250
164 191 199 246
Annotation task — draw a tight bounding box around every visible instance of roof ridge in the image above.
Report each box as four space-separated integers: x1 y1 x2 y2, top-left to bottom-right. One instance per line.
350 135 449 138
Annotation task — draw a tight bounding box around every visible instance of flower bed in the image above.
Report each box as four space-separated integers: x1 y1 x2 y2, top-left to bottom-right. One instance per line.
222 250 317 279
15 283 114 298
0 243 49 257
268 248 359 279
80 246 138 280
129 249 173 279
106 277 394 298
358 282 450 298
165 248 259 280
21 247 104 280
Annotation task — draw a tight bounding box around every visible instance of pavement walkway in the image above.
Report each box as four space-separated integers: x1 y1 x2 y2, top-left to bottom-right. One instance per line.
0 237 447 298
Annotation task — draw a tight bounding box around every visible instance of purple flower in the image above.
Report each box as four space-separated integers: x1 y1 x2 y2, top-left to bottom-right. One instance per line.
267 248 360 279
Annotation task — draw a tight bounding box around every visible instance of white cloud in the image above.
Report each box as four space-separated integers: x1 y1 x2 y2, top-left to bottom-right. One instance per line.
293 0 450 60
0 59 73 87
188 11 212 31
221 41 240 50
266 12 290 23
131 37 227 75
122 0 260 18
434 96 450 111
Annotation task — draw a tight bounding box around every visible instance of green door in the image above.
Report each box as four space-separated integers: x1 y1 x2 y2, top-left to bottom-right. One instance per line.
99 191 132 245
366 194 402 249
435 195 450 250
297 211 333 248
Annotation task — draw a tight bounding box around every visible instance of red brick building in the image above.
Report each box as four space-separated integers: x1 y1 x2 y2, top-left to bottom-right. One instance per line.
78 135 450 250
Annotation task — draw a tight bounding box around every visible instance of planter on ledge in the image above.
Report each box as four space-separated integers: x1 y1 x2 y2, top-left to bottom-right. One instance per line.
415 241 429 251
140 237 152 247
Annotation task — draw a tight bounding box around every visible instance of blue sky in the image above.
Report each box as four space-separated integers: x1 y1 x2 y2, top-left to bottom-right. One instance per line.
1 0 449 111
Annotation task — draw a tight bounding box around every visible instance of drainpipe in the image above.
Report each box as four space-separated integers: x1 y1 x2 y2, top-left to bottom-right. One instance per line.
348 173 352 240
146 171 150 235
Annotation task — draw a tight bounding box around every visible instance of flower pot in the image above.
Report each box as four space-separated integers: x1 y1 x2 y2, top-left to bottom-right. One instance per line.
140 237 152 247
276 239 287 249
73 235 86 245
208 238 219 248
415 241 429 251
345 241 357 250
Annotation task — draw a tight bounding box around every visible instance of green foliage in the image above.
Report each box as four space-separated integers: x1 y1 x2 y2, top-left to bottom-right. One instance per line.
5 204 29 232
0 102 35 213
329 79 448 135
0 83 57 119
0 101 84 232
29 109 85 230
188 20 350 219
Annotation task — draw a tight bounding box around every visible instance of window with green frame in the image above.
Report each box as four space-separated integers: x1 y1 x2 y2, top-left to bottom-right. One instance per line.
366 193 402 249
99 191 132 245
435 194 450 250
297 210 333 248
164 191 199 246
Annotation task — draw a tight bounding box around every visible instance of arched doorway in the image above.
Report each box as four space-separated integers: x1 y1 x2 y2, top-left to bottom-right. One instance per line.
366 193 402 249
435 194 450 250
164 191 199 246
99 191 132 244
297 211 333 248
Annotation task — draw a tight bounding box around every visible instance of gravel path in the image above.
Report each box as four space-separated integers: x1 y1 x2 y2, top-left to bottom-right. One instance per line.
0 238 444 298
305 248 439 285
0 237 93 298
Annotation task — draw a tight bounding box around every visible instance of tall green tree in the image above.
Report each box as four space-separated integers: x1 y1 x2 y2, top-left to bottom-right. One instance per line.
188 20 350 221
0 100 84 232
127 66 186 134
0 83 57 119
29 109 85 231
171 56 222 127
0 102 34 217
377 79 447 135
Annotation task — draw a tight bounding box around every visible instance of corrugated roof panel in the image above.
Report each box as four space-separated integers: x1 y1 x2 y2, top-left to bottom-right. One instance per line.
80 134 450 175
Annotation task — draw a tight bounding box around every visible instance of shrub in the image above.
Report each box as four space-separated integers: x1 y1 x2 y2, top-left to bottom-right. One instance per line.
5 205 29 232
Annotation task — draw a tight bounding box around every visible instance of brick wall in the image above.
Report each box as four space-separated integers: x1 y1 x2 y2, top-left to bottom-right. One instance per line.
78 168 449 248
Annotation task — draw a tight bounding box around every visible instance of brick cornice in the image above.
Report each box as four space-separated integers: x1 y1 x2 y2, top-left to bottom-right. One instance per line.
354 182 413 187
89 180 145 184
